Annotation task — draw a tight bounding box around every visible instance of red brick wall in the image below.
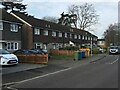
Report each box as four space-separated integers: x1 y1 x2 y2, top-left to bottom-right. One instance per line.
21 24 33 49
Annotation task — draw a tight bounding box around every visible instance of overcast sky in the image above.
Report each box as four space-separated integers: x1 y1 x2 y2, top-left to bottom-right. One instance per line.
22 0 118 39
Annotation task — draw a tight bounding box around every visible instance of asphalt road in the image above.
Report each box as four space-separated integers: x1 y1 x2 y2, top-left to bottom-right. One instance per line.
7 54 118 89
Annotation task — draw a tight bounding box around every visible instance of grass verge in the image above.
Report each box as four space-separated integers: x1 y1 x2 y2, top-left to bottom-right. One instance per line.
50 54 74 60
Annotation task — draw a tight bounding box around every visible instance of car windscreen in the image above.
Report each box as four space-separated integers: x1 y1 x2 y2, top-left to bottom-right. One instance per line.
0 49 10 54
110 46 118 49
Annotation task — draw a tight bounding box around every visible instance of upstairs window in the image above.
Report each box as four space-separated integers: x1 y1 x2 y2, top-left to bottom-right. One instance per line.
43 30 48 36
10 24 18 32
65 33 68 38
59 32 62 37
0 22 3 30
52 31 57 37
70 33 72 39
85 36 88 40
82 36 84 40
78 35 81 39
74 34 77 39
34 28 40 35
88 37 90 40
91 37 93 40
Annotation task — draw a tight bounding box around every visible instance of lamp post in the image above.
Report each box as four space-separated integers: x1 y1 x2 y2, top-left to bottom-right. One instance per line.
88 28 96 56
90 34 92 56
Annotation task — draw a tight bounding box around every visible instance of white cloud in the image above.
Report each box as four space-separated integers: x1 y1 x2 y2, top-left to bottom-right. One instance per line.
23 0 119 3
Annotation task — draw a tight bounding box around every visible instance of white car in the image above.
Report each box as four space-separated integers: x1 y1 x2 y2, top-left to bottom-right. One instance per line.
109 46 119 55
0 49 18 65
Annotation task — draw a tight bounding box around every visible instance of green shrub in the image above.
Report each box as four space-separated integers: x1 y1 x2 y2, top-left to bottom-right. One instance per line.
51 54 74 60
92 48 100 54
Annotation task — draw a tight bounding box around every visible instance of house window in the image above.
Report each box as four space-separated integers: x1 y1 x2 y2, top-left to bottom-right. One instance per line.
52 31 57 37
46 24 51 28
65 33 67 38
58 44 63 48
10 24 18 32
43 44 47 50
53 44 56 49
82 36 84 40
11 42 14 50
74 34 77 39
85 36 87 40
43 30 48 36
34 28 40 35
7 43 11 50
0 22 3 30
78 35 81 39
34 43 42 49
88 37 90 40
91 37 93 40
7 42 18 50
59 32 62 37
14 43 18 50
70 33 72 39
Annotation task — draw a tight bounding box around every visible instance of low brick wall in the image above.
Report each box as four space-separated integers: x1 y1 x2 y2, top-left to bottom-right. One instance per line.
50 49 75 56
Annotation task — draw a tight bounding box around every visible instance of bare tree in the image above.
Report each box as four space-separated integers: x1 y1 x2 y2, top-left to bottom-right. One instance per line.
42 16 58 23
68 3 99 30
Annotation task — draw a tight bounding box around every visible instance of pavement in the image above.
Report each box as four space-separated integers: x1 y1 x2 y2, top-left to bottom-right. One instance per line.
2 54 107 75
48 54 107 67
2 63 47 75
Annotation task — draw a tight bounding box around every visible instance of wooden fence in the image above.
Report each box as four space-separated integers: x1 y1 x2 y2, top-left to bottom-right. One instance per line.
16 54 48 64
50 49 75 56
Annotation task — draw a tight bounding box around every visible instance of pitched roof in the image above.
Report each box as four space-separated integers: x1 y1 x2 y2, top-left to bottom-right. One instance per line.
12 11 98 37
0 8 22 24
12 11 70 31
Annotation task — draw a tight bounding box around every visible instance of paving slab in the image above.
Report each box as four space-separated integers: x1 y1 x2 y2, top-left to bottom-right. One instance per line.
2 63 47 75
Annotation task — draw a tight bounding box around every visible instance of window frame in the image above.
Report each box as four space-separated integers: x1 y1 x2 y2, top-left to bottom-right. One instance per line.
58 32 62 37
74 34 77 39
34 43 42 49
65 33 68 38
34 28 40 35
7 42 18 50
70 33 72 39
43 29 48 36
10 23 18 32
78 35 81 39
52 31 57 37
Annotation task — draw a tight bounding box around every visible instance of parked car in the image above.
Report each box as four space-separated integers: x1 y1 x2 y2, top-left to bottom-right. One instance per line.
109 46 119 55
13 49 42 54
13 49 50 59
30 49 51 59
0 49 18 65
13 49 49 64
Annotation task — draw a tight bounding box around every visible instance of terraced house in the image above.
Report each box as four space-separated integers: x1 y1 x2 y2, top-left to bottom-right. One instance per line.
0 9 98 52
0 9 23 52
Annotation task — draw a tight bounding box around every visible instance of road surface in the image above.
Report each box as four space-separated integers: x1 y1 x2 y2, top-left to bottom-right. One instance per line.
2 54 119 89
